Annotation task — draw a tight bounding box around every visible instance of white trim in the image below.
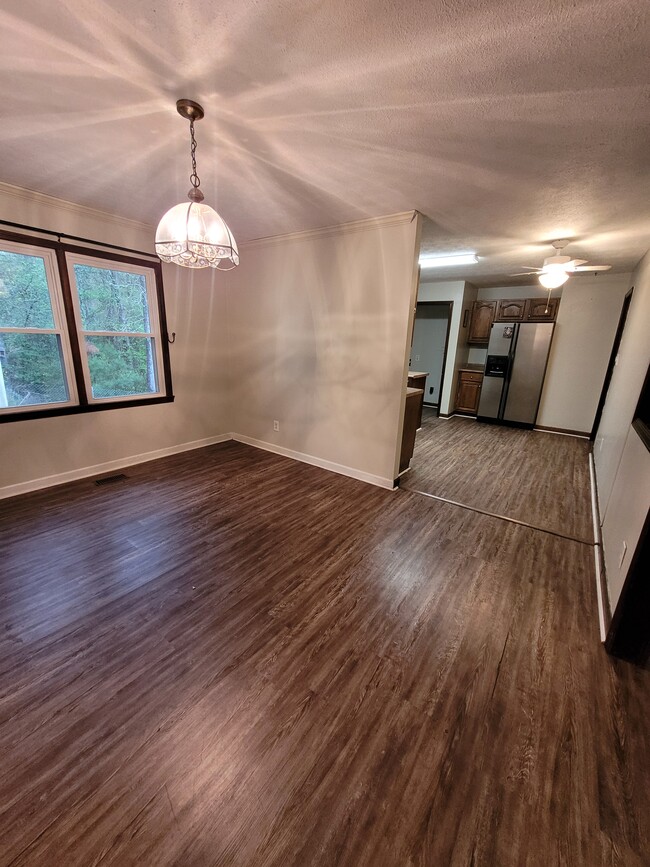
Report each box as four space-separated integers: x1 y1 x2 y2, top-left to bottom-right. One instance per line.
231 433 396 490
0 433 400 499
241 211 417 250
0 238 79 412
0 183 415 253
589 452 607 642
533 427 590 439
0 434 232 500
0 181 154 233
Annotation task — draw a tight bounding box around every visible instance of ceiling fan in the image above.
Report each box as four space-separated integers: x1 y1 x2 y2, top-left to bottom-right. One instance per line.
514 239 612 289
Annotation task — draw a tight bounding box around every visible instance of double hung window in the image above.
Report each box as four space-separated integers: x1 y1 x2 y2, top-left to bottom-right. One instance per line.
0 233 172 420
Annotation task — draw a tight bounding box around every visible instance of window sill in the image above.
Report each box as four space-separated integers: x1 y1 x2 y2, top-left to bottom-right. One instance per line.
0 394 174 423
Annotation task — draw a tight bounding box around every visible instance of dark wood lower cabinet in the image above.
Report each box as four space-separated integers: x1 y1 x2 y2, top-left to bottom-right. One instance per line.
400 387 424 472
407 372 427 428
455 370 483 414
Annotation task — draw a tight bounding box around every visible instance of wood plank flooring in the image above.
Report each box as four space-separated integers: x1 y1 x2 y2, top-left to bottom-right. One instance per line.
402 411 594 542
0 442 648 865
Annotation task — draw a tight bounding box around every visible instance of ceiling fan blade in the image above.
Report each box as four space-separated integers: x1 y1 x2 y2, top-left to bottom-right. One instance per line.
511 271 540 276
519 265 543 271
572 264 612 272
566 259 588 268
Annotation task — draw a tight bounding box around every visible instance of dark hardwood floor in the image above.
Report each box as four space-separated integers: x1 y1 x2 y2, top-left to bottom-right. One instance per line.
0 442 648 866
402 411 594 542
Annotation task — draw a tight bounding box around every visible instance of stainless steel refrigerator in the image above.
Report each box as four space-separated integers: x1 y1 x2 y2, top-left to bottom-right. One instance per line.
477 321 555 427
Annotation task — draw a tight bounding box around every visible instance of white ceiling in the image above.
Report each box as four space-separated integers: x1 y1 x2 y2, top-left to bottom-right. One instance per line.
0 0 648 282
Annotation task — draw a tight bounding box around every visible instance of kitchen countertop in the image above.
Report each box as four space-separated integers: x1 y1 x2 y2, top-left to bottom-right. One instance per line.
458 364 485 373
407 371 429 377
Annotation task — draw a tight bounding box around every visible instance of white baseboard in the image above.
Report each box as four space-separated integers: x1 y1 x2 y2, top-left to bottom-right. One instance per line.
231 433 396 490
589 452 607 642
0 433 233 500
1 431 397 500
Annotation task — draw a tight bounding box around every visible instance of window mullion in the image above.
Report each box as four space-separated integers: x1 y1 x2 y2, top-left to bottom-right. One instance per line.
0 327 61 335
55 247 88 406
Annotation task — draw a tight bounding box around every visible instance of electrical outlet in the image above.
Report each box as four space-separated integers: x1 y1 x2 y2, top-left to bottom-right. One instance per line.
415 354 420 362
273 420 280 431
619 541 627 568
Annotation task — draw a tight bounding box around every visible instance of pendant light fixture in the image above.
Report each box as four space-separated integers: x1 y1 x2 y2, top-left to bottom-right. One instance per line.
155 99 239 270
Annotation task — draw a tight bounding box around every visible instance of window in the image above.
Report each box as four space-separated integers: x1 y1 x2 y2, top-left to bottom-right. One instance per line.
0 233 172 421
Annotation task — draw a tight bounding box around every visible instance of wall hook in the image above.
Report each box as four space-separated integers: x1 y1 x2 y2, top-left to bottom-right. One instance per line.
167 332 176 344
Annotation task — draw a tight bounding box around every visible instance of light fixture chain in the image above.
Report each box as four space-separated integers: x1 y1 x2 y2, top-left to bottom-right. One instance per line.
189 119 201 190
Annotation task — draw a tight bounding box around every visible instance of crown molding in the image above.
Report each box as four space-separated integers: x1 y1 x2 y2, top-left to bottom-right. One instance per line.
0 181 155 233
240 210 418 250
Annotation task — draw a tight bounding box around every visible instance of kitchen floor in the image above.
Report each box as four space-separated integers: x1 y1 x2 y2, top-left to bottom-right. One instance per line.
401 409 593 542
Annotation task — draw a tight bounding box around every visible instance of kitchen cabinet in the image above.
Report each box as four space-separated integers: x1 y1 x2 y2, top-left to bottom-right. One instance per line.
468 301 497 343
525 297 559 321
400 387 424 473
407 372 428 428
455 369 484 415
495 299 527 321
470 297 559 341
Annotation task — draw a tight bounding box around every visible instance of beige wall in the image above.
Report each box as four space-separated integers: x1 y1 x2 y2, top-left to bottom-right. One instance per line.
537 274 630 433
225 214 420 486
0 183 231 497
600 426 650 609
593 250 650 611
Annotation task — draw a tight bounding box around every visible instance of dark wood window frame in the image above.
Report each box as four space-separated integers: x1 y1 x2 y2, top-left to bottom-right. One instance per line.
0 229 173 423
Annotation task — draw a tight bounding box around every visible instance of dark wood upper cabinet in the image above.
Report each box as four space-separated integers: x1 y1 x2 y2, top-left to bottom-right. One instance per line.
467 297 559 344
468 300 497 343
495 299 527 322
525 297 559 321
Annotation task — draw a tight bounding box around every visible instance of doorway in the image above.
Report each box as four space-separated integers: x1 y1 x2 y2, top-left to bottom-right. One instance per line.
409 301 452 415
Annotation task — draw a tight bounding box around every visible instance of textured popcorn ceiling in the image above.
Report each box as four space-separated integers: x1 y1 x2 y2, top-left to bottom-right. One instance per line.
0 0 648 281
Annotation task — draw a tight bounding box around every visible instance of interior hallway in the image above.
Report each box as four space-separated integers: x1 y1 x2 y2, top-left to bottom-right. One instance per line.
401 409 594 542
1 442 648 866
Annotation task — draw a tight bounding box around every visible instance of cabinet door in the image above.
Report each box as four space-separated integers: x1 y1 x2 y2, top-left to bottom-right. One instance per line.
525 297 559 321
495 299 527 321
468 301 497 343
455 377 482 413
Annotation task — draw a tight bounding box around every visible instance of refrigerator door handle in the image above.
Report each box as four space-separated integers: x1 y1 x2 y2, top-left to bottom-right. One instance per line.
498 323 519 419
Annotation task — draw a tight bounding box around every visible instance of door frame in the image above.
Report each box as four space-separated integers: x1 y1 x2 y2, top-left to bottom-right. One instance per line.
412 300 453 416
590 287 634 440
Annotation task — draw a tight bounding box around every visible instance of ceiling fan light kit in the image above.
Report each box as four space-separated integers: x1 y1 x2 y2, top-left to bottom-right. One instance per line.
155 99 239 271
538 268 570 289
513 239 611 289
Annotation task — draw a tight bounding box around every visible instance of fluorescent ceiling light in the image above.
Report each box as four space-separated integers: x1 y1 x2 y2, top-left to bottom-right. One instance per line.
419 253 479 268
